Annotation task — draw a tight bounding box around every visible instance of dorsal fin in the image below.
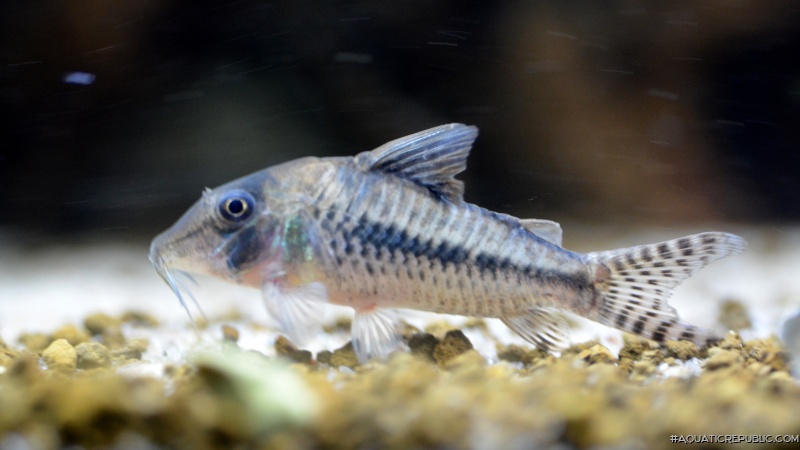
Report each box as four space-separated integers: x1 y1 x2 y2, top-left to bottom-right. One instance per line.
354 124 478 203
519 219 563 246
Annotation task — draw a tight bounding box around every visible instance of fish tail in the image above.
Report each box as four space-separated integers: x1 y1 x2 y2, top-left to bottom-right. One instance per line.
584 232 746 347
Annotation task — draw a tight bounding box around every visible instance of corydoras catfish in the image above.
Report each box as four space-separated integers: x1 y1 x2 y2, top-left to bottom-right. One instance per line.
150 124 746 362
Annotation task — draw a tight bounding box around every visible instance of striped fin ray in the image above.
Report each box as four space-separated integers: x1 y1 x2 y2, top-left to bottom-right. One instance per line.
354 123 478 202
262 282 329 345
352 308 404 363
586 232 746 346
500 308 571 352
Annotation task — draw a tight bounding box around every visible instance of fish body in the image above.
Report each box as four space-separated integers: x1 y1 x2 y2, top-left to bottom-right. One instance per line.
150 124 747 362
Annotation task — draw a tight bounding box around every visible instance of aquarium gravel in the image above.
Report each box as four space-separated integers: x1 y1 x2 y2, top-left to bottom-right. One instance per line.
1 319 798 450
2 227 800 449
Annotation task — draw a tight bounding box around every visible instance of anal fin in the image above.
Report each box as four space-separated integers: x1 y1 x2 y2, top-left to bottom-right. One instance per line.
262 282 328 345
352 308 404 363
500 307 571 352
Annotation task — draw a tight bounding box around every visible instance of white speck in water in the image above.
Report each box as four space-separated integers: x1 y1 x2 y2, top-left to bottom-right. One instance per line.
546 31 578 40
647 89 680 101
8 60 42 67
716 119 744 126
63 71 96 85
437 30 471 41
600 69 634 75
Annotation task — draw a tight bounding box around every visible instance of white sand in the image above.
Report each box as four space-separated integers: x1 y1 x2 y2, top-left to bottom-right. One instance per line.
1 225 797 368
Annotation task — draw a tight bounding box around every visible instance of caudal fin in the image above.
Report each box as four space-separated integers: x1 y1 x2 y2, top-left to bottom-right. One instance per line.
585 232 746 347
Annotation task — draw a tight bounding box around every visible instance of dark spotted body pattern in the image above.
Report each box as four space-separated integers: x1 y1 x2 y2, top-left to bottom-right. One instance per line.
308 164 593 319
151 123 747 362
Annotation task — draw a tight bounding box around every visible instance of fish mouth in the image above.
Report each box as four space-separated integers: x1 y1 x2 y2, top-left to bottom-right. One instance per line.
150 243 207 325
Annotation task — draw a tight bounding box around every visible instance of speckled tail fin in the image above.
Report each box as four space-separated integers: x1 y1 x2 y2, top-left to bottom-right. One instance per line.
585 232 746 347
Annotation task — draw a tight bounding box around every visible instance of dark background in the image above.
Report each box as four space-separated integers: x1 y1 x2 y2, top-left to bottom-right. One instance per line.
2 0 799 243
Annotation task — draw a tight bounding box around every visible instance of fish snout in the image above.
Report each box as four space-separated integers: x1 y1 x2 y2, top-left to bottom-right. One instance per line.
149 216 226 280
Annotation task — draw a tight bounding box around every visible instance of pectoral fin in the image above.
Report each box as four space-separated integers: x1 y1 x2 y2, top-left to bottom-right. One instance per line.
351 308 404 363
500 307 571 352
262 282 328 345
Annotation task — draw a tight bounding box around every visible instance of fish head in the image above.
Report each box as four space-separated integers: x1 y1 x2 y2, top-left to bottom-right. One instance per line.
150 173 284 293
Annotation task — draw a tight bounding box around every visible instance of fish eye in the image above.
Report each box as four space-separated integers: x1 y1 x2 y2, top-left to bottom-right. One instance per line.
218 190 255 222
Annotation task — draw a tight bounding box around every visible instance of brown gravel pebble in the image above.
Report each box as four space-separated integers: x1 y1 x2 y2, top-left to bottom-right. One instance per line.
664 340 700 360
120 311 160 327
496 343 549 366
41 339 77 372
744 337 790 372
52 325 91 346
407 333 439 361
83 313 121 336
111 340 148 362
718 298 753 331
442 349 486 371
221 324 240 343
99 326 128 350
17 333 52 353
274 336 313 364
462 317 488 331
578 344 617 365
329 342 359 368
75 342 112 369
704 348 742 370
322 316 352 333
432 330 473 366
0 338 18 368
316 350 333 365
